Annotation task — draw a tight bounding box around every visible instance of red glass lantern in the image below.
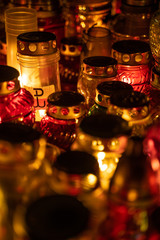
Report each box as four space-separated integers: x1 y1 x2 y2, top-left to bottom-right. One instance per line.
0 65 35 126
111 40 152 92
98 137 159 240
40 91 86 151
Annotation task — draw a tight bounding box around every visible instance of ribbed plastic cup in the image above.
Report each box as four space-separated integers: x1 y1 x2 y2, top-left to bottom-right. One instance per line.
5 7 38 71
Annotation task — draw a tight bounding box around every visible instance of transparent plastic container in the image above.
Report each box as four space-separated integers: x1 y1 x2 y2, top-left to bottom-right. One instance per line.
5 7 38 71
17 31 61 124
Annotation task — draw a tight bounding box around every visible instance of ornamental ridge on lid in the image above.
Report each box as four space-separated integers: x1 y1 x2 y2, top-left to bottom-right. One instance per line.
17 31 57 56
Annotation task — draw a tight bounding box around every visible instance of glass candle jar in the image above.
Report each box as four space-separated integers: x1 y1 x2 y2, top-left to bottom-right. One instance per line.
108 90 153 137
51 150 108 237
89 80 133 116
98 136 159 240
71 113 132 191
17 31 61 124
143 67 160 123
62 0 112 38
5 7 38 71
7 0 65 48
0 65 35 126
77 56 119 109
80 26 112 64
111 0 158 43
111 39 152 92
14 194 91 240
0 122 47 240
40 91 87 151
59 37 82 91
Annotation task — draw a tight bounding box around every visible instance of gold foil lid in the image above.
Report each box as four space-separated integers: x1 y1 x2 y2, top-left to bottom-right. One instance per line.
0 65 20 95
82 56 118 77
47 91 87 120
17 31 57 56
111 40 151 65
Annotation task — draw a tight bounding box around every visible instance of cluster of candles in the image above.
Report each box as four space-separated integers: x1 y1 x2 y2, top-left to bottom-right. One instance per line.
1 0 160 239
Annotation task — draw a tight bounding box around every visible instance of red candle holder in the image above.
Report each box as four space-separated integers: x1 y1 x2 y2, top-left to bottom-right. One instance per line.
40 91 86 151
111 40 152 92
0 65 35 126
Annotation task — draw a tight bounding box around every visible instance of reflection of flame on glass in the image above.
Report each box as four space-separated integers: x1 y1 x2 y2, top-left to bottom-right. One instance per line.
83 173 98 190
96 151 119 191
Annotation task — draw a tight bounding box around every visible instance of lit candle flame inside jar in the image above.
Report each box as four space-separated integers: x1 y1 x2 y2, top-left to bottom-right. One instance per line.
111 40 151 93
17 31 61 124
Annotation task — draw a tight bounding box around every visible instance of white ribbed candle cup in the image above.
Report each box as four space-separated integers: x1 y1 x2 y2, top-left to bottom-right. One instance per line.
5 7 38 71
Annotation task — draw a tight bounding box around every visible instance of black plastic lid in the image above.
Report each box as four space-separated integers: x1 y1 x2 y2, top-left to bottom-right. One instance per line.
110 90 150 108
26 195 90 240
97 81 133 95
17 31 56 43
48 91 85 107
53 150 99 175
79 113 131 138
112 40 150 54
0 122 41 143
83 56 117 67
0 65 19 82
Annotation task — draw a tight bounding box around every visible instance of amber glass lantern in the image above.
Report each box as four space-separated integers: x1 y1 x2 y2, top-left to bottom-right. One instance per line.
111 0 158 43
0 122 47 240
40 91 87 151
77 56 119 109
98 136 159 240
62 0 112 38
52 150 107 237
143 7 160 123
81 26 112 63
108 90 153 137
71 113 131 191
0 65 35 126
14 194 92 240
111 39 152 92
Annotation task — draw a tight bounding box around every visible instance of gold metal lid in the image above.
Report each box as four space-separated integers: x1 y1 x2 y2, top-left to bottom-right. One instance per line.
17 31 57 56
109 90 150 121
111 40 151 65
82 56 118 77
95 81 133 107
0 65 20 95
47 91 87 120
60 37 82 57
52 150 99 194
